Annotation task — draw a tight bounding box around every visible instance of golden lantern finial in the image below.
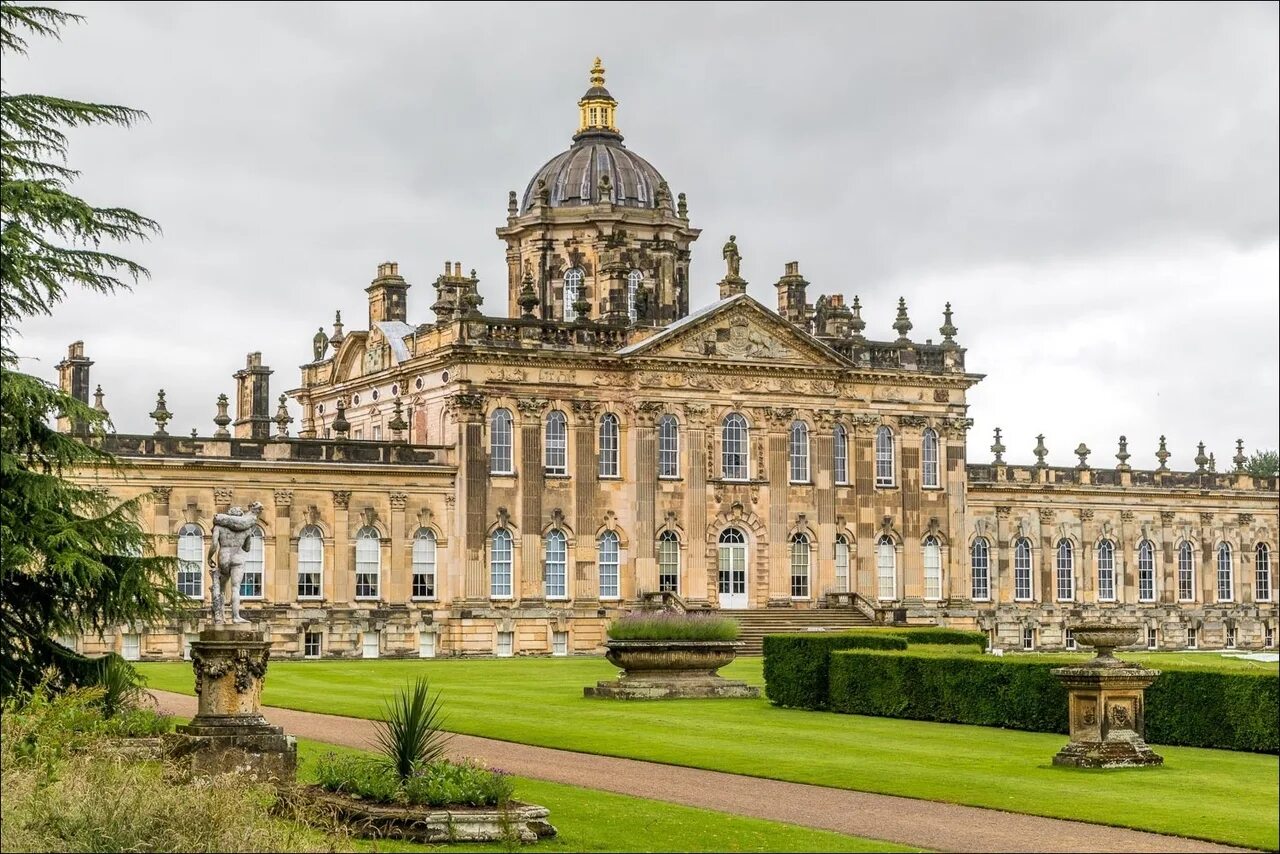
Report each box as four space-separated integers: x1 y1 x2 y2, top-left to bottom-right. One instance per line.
590 56 605 88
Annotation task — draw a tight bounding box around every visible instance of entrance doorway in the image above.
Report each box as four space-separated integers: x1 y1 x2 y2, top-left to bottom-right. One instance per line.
718 528 748 609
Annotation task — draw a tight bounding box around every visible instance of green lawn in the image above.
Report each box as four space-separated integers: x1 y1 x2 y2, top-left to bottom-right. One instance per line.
291 740 914 853
140 657 1279 850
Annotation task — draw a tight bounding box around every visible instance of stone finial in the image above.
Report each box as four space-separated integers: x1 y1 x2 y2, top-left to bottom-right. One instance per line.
1116 435 1131 471
273 394 293 438
332 398 350 438
517 271 539 318
1155 435 1170 472
507 190 518 216
389 397 409 442
213 393 232 438
677 192 688 219
92 384 109 419
893 297 912 342
572 289 592 321
991 427 1006 465
150 389 172 437
1233 439 1247 472
1074 443 1091 470
189 427 197 438
329 310 345 350
939 302 957 346
1033 434 1048 468
849 296 866 340
1194 442 1209 473
1208 452 1216 473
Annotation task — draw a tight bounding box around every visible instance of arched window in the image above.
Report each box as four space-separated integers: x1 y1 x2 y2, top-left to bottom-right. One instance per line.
627 269 643 323
1096 540 1115 601
1177 541 1195 602
722 413 748 480
177 523 204 598
789 421 810 483
544 410 567 475
1257 543 1273 603
922 428 940 488
971 538 990 601
564 267 584 320
923 535 942 600
658 531 680 593
545 530 568 599
355 526 380 599
598 531 620 599
875 426 895 487
718 528 747 605
240 526 265 599
658 415 679 478
835 535 850 593
1216 543 1234 602
1014 538 1033 601
412 528 437 599
490 408 513 474
833 424 848 485
598 413 620 478
876 536 896 600
1138 540 1156 602
490 529 513 599
790 533 811 599
297 525 323 599
1055 540 1075 601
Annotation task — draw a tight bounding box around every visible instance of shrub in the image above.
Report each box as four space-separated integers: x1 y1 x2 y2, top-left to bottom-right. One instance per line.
314 752 513 808
762 633 907 709
89 654 146 719
607 611 741 642
888 628 987 650
374 678 449 780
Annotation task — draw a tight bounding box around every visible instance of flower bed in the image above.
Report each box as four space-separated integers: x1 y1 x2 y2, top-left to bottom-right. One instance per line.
314 753 512 807
607 611 741 642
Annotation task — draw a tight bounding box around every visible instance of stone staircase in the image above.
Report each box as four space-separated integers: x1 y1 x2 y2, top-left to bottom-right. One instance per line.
726 608 878 655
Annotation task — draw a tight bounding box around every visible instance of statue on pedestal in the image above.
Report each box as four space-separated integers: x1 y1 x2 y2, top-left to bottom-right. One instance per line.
723 234 741 279
207 502 264 625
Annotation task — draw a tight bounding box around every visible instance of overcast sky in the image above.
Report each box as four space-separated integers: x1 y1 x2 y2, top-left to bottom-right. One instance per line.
7 1 1278 469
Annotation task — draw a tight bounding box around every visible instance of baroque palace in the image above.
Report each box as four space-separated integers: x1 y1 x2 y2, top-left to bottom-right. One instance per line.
62 60 1276 661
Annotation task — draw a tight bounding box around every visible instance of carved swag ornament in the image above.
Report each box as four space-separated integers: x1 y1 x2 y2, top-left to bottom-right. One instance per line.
191 646 270 695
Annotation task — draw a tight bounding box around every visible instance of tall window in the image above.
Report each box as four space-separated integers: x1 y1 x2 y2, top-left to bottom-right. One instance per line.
544 410 567 475
1055 539 1074 601
1138 540 1155 602
1096 540 1115 601
789 421 810 483
598 414 620 478
490 408 513 474
835 536 850 593
490 529 512 598
626 269 642 323
1178 541 1195 601
412 528 436 599
658 531 680 593
920 536 941 600
1217 543 1233 602
722 413 748 480
240 526 264 599
833 424 848 485
875 426 895 487
1257 543 1272 603
1014 538 1033 600
658 415 679 478
971 538 990 601
598 531 619 599
564 267 583 320
790 533 810 599
355 526 380 599
297 525 323 599
922 428 940 488
877 536 896 600
545 530 567 599
177 523 204 598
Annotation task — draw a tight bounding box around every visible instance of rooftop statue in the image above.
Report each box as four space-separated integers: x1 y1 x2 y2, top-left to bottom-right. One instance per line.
723 234 741 279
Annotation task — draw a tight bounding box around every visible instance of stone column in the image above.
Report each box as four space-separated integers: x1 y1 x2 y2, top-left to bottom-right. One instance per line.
814 411 835 599
389 493 408 602
1039 508 1055 605
1200 512 1215 603
852 419 876 596
571 400 600 601
1119 510 1136 603
331 491 350 603
633 402 660 596
517 401 546 602
445 392 488 601
995 506 1012 603
272 490 293 605
1079 510 1095 600
1159 511 1176 604
684 404 709 601
765 409 788 606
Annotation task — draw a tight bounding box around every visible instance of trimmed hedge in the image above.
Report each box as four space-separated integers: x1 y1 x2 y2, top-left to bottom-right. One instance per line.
888 628 988 650
762 633 907 709
827 649 1279 753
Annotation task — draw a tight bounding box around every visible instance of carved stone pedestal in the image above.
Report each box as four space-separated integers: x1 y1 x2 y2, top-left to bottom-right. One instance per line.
167 628 296 781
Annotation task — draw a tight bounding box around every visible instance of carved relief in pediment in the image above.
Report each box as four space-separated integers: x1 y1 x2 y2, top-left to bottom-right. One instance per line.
679 316 795 361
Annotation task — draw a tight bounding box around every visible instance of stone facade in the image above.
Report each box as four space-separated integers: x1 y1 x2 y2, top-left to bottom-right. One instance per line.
61 61 1278 660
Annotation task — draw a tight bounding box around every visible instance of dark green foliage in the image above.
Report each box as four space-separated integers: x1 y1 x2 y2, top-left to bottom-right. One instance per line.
89 654 143 718
313 752 513 808
1245 450 1279 478
762 633 907 709
607 612 741 641
373 678 450 780
824 650 1278 753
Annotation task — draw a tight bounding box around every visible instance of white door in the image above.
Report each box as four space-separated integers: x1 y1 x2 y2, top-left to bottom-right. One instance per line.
718 529 749 609
362 631 380 659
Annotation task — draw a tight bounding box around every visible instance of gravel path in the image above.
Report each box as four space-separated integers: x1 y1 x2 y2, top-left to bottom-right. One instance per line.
151 690 1245 853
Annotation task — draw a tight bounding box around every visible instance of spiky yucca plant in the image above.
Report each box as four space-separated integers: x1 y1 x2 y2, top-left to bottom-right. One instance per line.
373 678 450 780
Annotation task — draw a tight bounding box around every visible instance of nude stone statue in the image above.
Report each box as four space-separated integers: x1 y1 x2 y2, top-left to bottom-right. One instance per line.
207 501 265 625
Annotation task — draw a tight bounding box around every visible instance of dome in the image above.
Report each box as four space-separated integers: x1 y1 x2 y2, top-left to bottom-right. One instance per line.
520 133 672 214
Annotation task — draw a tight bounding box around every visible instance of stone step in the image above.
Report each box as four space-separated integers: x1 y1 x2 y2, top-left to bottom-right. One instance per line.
719 609 877 655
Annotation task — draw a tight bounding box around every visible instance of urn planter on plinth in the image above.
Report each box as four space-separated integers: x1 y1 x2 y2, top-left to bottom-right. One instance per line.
1051 624 1163 768
585 640 760 699
166 628 297 781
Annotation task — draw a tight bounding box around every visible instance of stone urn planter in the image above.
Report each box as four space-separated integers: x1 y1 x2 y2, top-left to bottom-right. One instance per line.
1051 623 1163 768
584 639 760 699
296 787 555 844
